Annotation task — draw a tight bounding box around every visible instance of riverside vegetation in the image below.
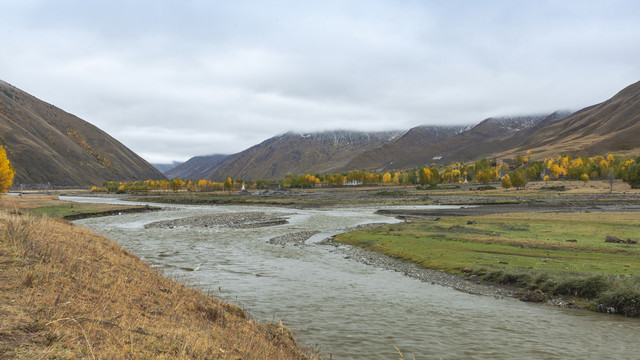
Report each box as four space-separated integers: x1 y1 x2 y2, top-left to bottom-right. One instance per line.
335 211 640 316
0 197 318 359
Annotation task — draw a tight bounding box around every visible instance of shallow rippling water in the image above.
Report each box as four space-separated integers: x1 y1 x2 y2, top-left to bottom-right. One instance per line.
67 196 640 359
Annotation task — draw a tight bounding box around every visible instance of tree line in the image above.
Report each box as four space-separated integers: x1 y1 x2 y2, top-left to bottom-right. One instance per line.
91 152 640 193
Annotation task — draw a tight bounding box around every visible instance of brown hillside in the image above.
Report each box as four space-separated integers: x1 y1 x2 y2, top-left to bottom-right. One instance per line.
497 80 640 159
166 154 228 179
203 131 403 181
342 125 467 171
0 80 165 186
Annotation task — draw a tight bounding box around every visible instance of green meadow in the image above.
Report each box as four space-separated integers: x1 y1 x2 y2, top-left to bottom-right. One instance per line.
336 212 640 315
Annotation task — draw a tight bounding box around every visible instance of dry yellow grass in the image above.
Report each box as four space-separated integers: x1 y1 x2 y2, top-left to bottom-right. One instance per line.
0 212 318 359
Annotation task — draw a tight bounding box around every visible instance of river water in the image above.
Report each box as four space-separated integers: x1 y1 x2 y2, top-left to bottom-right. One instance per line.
65 196 640 359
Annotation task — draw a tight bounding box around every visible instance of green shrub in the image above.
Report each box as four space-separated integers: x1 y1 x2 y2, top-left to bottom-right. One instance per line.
548 275 606 298
597 276 640 316
540 185 566 191
481 270 532 287
624 163 640 188
374 190 408 197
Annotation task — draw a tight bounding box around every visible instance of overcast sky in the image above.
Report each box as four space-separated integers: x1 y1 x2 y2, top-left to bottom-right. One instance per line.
2 1 639 163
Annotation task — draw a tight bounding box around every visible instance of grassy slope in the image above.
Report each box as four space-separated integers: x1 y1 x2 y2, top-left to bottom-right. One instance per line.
336 212 640 315
0 209 315 358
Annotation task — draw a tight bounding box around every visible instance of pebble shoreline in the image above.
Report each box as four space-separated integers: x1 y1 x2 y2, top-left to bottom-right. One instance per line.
319 238 515 299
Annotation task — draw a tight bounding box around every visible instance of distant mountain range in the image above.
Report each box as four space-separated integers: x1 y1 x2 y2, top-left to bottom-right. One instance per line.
166 131 403 181
341 125 469 171
170 80 640 181
5 78 639 186
0 80 165 186
165 154 228 180
152 161 182 173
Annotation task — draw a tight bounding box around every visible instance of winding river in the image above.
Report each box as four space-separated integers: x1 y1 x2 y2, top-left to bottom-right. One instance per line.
65 196 640 359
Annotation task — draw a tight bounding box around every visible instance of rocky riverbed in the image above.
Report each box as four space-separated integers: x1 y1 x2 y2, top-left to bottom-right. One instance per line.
266 223 390 247
144 209 585 308
144 211 291 229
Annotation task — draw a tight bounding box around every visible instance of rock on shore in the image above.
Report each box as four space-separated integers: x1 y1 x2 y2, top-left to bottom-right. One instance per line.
268 231 321 246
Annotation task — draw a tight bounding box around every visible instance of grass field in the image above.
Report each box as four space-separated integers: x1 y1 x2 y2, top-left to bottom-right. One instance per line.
337 212 640 275
0 194 148 219
336 212 640 315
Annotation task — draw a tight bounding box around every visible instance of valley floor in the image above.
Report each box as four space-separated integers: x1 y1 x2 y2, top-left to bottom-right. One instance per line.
125 179 640 316
2 179 639 358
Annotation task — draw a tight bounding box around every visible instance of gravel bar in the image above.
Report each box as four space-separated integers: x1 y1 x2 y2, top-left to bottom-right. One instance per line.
144 211 290 229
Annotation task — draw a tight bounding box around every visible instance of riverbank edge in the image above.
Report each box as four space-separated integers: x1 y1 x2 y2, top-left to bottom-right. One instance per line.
321 236 516 297
0 210 319 359
321 237 583 309
61 205 161 220
260 222 578 308
328 210 640 316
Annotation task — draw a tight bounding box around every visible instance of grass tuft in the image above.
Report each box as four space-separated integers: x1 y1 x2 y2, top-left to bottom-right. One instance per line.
3 214 35 250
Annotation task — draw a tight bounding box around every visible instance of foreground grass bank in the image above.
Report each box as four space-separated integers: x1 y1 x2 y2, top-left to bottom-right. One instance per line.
0 194 156 219
335 212 640 316
0 211 316 358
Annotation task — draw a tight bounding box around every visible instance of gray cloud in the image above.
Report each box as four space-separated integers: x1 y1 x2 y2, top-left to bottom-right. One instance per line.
2 0 639 163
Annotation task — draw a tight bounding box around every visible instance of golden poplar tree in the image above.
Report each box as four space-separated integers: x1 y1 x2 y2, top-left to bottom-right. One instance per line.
0 146 15 192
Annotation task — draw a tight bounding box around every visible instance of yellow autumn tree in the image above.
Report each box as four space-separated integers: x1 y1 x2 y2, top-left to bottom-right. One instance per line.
551 164 563 179
197 179 210 191
224 177 234 191
580 173 589 186
501 174 512 190
170 178 186 192
0 146 14 192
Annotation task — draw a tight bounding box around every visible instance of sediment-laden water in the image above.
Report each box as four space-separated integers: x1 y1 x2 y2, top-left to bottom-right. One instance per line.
65 196 640 359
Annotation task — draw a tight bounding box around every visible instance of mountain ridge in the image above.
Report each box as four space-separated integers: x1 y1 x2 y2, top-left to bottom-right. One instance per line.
0 80 165 186
165 78 640 181
187 130 404 181
493 80 640 160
